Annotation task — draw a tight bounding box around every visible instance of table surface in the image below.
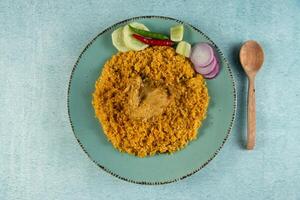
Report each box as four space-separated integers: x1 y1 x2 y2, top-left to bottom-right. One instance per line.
1 0 300 199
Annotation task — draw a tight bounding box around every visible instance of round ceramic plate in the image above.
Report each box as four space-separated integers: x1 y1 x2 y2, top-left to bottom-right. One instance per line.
68 16 236 184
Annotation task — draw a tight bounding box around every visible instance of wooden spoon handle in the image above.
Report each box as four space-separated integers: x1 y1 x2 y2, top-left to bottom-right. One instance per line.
247 77 256 150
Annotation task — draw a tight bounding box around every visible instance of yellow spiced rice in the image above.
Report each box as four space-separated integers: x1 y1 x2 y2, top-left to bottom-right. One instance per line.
92 46 209 157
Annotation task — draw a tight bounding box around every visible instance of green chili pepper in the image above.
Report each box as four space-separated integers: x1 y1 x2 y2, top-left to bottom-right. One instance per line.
129 25 169 40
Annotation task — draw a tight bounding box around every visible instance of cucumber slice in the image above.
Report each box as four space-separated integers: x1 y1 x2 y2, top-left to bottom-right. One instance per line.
170 24 184 42
176 41 191 57
123 22 149 51
111 27 130 52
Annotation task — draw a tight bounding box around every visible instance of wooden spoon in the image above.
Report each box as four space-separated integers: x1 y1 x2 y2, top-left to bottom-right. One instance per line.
239 40 264 150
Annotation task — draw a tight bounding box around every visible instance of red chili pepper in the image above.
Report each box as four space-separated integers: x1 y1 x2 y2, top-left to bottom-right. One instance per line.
132 34 174 46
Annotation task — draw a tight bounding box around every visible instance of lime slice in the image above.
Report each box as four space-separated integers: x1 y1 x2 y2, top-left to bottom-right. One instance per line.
176 41 191 57
123 22 149 51
111 27 130 52
170 24 184 42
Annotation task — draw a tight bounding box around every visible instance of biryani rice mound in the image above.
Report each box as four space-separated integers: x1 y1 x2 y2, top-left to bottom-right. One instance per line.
92 46 209 157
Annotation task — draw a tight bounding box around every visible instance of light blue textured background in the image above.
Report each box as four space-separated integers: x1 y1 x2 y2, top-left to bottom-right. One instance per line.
1 0 300 199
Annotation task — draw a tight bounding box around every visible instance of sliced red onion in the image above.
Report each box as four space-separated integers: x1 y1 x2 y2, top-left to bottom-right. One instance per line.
203 62 220 79
194 57 217 75
190 43 214 67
